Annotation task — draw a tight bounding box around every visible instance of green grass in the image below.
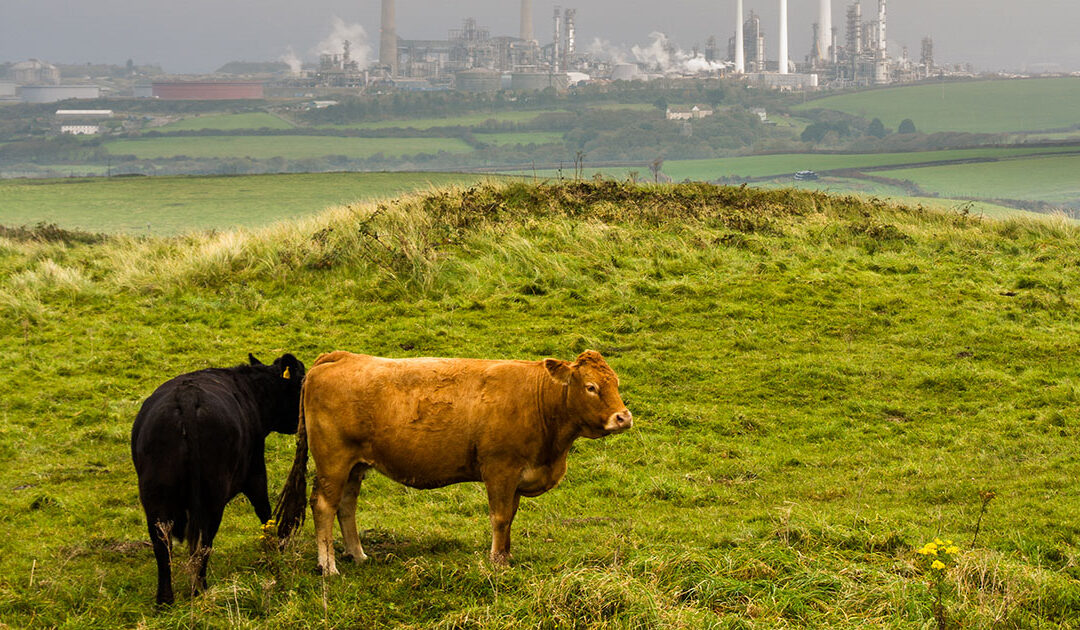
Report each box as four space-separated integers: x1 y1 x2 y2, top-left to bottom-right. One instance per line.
156 113 295 131
880 153 1080 205
0 172 506 234
796 77 1080 133
0 181 1078 627
661 145 1080 181
318 110 563 131
473 132 565 146
104 136 473 160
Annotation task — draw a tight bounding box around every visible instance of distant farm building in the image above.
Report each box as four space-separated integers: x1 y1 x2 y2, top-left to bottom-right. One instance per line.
56 109 114 135
666 105 714 121
151 81 264 100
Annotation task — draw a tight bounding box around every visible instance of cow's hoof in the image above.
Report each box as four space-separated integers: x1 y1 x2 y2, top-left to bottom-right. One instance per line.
490 553 511 566
344 552 369 564
315 564 340 576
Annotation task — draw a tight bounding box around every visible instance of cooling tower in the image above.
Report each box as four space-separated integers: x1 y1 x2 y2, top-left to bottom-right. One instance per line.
380 0 398 76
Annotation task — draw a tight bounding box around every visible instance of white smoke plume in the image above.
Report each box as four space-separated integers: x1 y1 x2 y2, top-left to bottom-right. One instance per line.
279 46 302 75
631 31 727 75
586 37 628 64
312 16 374 67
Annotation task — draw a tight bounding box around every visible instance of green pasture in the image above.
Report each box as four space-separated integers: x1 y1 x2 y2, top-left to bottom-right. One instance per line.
797 77 1080 134
317 110 563 131
473 131 566 146
880 153 1080 205
0 172 504 234
661 145 1080 180
156 113 295 131
103 136 473 160
0 181 1078 627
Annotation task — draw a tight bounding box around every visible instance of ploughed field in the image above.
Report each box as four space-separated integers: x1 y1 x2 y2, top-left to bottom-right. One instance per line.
1 181 1078 627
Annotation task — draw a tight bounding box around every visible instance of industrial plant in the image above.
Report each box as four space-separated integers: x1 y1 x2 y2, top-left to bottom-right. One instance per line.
1 0 961 102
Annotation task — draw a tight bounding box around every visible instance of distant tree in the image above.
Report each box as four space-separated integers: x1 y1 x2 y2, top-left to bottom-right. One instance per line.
898 118 917 134
649 157 664 182
654 97 668 113
867 118 888 139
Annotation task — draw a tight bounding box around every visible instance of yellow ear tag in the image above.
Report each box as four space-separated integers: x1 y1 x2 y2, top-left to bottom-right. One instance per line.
283 367 291 379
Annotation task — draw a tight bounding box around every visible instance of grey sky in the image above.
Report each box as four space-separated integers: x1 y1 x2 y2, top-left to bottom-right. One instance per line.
2 1 1078 73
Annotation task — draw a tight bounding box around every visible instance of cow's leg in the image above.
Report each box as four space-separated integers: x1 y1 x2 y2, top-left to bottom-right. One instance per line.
243 457 273 523
147 518 174 606
311 465 349 575
484 475 522 564
337 464 370 563
190 507 224 595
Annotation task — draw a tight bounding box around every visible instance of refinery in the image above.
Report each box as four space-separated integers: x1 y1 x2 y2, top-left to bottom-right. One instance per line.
289 0 947 93
3 0 966 102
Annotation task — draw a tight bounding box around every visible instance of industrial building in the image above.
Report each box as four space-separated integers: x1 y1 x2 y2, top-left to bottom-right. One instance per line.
12 59 61 85
152 81 265 100
726 0 939 89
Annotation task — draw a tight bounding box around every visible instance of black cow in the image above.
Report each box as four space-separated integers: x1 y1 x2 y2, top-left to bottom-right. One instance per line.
131 353 305 606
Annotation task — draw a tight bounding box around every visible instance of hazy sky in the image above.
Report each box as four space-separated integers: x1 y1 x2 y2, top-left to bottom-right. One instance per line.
3 0 1079 74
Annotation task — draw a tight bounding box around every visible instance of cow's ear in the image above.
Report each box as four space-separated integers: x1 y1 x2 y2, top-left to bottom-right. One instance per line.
249 353 263 366
543 358 573 385
573 350 604 367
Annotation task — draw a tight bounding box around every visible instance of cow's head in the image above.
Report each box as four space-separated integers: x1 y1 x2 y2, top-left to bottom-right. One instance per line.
250 352 306 434
545 350 633 438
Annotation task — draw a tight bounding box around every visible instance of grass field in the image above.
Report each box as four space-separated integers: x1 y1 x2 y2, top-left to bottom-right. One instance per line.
473 132 566 146
796 77 1080 134
661 145 1080 180
880 153 1080 205
104 136 473 160
157 113 295 131
0 181 1078 628
0 172 505 234
317 110 563 131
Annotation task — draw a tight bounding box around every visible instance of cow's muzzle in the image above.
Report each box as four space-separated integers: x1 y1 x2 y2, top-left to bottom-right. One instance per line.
604 410 633 434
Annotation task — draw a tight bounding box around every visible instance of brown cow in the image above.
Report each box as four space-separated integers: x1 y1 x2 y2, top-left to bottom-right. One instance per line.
274 350 632 574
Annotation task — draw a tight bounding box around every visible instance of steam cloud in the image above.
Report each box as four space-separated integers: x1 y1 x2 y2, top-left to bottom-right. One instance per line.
631 32 727 74
313 16 373 67
279 46 302 75
587 37 628 64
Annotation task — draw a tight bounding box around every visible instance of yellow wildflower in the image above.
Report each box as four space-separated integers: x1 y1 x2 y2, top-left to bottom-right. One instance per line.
931 560 945 570
934 538 945 546
945 545 960 555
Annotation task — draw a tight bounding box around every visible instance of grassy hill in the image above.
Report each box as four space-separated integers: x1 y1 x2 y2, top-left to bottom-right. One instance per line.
1 181 1078 628
796 78 1080 134
0 172 506 235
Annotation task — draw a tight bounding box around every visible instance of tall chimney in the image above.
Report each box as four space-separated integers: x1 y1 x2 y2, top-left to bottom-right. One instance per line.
778 0 788 74
818 0 832 62
552 7 562 72
878 0 887 53
380 0 398 76
520 0 534 42
734 0 745 73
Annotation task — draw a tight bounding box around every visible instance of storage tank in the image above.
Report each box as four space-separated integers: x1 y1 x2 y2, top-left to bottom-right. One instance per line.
455 69 502 93
511 72 569 92
609 63 641 81
19 85 100 103
152 81 264 100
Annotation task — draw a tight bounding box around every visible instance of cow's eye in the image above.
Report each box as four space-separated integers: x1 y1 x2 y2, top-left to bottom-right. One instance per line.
585 383 599 395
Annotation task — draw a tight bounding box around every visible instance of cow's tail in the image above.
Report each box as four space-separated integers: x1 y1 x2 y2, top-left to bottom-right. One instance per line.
273 379 309 540
177 387 208 554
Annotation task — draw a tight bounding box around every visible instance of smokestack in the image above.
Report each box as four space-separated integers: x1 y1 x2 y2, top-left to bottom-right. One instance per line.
552 7 562 72
878 0 887 53
380 0 397 76
734 0 745 73
818 0 831 62
778 0 788 74
521 0 534 42
565 8 576 68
